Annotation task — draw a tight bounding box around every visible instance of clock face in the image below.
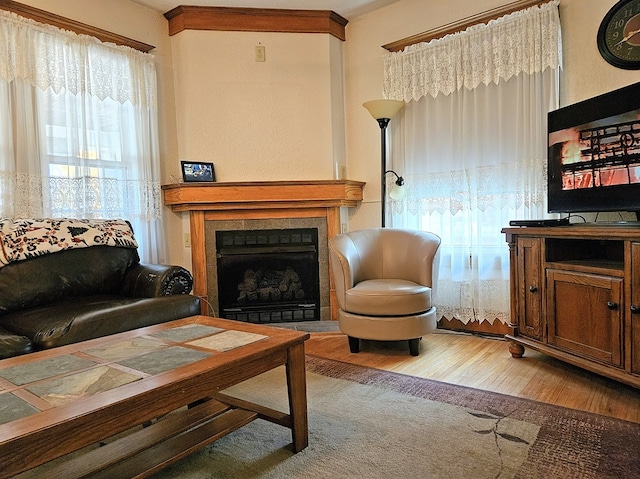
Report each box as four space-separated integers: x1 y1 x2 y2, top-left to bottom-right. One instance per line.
598 0 640 69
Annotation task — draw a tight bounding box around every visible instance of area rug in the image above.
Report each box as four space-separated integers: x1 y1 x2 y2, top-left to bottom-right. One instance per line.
152 356 640 479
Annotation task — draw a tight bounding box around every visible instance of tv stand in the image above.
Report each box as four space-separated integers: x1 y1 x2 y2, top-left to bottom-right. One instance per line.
578 221 640 227
502 224 640 389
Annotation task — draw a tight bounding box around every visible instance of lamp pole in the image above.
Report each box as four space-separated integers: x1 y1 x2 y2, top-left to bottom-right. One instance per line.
377 118 391 227
362 99 405 228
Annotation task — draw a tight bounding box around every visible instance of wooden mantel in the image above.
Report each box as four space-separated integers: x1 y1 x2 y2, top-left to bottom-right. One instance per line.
162 180 365 320
162 180 365 212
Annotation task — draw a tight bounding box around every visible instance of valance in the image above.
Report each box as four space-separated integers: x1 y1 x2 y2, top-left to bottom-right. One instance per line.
383 0 561 102
0 9 156 107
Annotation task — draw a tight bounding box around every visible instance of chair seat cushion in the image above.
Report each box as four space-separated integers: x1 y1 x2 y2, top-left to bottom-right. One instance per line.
344 279 432 316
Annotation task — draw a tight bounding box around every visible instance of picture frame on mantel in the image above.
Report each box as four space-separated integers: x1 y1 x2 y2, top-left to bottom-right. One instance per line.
181 161 215 183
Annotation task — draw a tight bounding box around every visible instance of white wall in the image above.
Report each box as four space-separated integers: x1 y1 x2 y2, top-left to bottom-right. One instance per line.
559 0 639 105
170 30 341 182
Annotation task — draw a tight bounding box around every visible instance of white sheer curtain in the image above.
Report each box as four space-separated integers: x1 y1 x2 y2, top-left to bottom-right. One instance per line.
0 10 164 263
383 1 562 325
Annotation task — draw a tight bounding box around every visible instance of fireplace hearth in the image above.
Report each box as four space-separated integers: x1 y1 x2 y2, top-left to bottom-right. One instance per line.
216 228 320 323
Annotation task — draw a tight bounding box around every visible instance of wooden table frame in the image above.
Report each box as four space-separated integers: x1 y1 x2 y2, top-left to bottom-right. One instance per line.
0 316 309 478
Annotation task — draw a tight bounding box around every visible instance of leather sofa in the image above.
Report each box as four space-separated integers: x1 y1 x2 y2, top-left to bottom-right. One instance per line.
0 228 201 360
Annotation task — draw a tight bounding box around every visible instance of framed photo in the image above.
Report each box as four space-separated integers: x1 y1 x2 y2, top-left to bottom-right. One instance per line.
181 161 215 183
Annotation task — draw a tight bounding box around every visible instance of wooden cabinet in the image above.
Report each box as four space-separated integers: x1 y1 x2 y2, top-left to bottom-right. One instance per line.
503 225 640 389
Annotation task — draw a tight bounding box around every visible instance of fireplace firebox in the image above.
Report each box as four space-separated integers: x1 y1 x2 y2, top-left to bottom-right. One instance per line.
216 228 320 323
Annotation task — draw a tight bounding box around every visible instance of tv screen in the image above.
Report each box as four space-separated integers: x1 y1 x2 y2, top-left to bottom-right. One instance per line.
547 81 640 216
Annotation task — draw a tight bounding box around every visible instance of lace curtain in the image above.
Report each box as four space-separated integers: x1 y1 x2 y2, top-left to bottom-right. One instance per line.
384 0 562 102
383 1 562 325
0 10 164 262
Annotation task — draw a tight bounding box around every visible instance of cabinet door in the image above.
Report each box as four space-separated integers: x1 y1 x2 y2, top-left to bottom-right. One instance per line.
631 243 640 375
516 237 543 340
547 269 623 367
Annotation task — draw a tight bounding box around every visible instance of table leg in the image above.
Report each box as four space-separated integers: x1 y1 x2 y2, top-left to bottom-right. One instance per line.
285 342 308 452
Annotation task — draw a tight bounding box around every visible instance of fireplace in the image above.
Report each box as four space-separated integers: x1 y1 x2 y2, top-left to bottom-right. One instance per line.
161 180 365 321
216 228 320 323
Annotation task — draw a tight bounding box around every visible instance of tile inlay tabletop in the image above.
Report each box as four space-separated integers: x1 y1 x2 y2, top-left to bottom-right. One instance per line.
0 315 309 478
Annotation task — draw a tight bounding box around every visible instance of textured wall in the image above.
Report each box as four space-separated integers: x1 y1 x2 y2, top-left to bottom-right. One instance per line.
170 30 343 183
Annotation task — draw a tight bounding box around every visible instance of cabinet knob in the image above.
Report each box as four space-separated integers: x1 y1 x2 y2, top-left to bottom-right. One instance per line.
631 305 640 314
529 285 537 293
607 301 618 310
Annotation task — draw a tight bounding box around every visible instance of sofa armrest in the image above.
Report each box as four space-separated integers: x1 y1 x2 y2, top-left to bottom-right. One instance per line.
121 263 194 298
0 326 33 359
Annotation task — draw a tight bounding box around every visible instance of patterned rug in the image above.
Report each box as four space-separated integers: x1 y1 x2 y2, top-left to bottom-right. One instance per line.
150 355 640 479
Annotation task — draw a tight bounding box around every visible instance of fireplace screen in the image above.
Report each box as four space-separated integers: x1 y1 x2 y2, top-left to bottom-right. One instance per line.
216 228 320 323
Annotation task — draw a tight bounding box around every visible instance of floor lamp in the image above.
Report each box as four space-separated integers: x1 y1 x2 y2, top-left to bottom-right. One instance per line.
363 99 405 227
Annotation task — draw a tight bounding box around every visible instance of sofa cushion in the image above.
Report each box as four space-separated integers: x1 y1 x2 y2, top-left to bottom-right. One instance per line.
0 246 139 315
0 294 201 350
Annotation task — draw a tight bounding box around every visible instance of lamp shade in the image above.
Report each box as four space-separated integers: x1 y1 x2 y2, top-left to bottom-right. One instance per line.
389 183 406 200
363 99 405 120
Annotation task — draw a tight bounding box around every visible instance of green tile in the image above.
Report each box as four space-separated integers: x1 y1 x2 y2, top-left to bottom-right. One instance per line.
150 325 224 343
0 393 40 424
117 347 212 375
0 355 97 386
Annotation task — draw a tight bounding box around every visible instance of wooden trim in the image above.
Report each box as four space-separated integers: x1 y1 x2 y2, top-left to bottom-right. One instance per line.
383 0 554 52
164 6 348 41
161 180 365 213
437 316 510 337
0 0 155 52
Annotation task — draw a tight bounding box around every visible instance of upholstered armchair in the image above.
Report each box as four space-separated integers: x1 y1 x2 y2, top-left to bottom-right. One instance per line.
328 228 441 356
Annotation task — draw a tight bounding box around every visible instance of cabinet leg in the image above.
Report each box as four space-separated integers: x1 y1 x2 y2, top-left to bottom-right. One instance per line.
508 341 525 358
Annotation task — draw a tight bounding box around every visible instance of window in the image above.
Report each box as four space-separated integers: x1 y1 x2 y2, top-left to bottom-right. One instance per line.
384 1 561 324
0 10 164 262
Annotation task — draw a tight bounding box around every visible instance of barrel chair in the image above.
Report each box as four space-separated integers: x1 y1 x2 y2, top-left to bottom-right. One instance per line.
328 228 441 356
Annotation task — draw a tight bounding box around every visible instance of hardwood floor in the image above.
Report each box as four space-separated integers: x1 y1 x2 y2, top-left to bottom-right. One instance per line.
305 329 640 424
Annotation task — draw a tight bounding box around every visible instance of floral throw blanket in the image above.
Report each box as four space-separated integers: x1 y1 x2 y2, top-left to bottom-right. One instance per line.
0 218 138 267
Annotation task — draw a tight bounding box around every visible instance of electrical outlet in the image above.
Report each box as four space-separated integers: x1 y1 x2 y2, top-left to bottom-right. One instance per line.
184 232 191 248
341 223 347 234
255 45 266 62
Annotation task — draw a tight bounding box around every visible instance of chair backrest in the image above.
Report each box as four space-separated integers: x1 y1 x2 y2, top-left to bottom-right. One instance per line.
329 228 441 299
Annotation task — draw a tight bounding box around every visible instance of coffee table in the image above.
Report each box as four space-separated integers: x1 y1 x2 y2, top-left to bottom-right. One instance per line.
0 316 309 478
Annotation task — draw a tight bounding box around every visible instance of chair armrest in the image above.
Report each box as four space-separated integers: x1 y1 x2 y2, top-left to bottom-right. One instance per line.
328 235 362 310
121 263 194 298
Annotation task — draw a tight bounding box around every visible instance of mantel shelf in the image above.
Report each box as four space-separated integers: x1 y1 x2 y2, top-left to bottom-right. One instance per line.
162 180 365 212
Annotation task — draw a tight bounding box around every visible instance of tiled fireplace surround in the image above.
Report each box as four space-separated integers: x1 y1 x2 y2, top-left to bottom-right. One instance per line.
162 180 365 322
206 217 328 319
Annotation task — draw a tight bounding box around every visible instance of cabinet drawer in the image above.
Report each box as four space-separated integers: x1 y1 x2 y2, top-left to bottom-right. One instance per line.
546 269 623 367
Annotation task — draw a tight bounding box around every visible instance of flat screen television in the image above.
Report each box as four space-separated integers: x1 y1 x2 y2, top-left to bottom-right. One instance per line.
547 81 640 219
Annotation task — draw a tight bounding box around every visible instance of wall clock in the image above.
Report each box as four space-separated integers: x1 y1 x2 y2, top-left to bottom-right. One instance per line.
597 0 640 69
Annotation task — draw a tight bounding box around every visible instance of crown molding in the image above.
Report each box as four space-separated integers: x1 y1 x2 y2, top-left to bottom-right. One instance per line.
0 0 154 52
164 6 348 41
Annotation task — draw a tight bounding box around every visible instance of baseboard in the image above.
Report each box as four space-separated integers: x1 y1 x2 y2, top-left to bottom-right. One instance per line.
437 317 509 337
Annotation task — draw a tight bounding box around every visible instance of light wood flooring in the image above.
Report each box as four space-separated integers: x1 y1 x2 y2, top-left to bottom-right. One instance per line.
305 329 640 424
